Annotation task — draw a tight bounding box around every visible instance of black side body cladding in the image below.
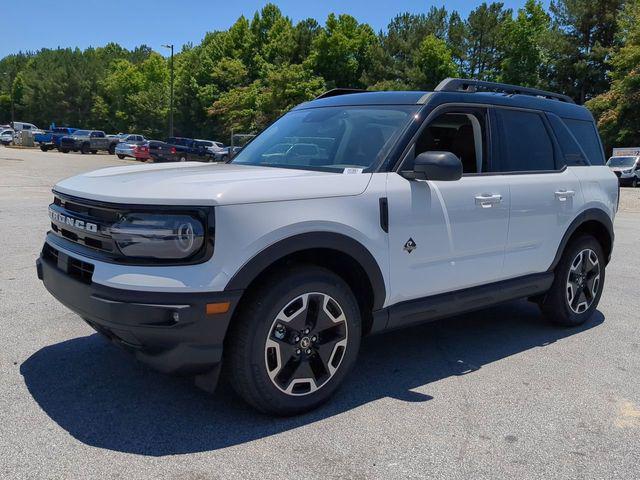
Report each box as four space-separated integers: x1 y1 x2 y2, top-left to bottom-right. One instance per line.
383 272 555 331
225 232 387 310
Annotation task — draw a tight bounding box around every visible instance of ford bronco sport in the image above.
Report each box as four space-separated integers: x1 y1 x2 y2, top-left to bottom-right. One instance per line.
37 79 618 415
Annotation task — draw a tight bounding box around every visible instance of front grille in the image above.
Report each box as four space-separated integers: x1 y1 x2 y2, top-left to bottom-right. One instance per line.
49 195 118 253
43 243 95 284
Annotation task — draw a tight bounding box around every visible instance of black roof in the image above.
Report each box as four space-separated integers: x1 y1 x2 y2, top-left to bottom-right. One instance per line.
294 80 593 121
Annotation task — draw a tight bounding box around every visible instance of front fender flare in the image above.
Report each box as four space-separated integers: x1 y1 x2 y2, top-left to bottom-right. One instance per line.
224 232 386 310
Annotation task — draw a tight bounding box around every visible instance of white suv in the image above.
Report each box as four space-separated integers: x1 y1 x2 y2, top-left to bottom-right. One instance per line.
37 79 618 415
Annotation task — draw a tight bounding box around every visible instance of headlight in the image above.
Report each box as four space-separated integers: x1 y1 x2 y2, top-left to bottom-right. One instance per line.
623 168 632 174
111 213 205 259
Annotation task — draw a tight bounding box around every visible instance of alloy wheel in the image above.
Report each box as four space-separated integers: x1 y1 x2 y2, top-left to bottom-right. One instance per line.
264 292 348 396
566 248 601 314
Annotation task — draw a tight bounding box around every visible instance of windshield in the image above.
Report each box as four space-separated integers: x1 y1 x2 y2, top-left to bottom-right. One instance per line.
607 156 637 167
73 130 90 136
231 106 419 172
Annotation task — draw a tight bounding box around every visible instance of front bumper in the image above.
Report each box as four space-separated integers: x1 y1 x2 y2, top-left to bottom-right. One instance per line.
36 246 242 377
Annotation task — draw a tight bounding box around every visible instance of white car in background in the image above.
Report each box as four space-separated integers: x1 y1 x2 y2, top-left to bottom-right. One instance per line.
195 139 225 155
0 129 14 145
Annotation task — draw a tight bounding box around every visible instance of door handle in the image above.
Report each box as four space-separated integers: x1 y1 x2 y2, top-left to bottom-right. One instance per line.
554 190 575 202
475 194 502 208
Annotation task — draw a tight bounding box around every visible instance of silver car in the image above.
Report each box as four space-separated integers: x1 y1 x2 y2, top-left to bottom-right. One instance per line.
115 134 147 159
0 129 14 145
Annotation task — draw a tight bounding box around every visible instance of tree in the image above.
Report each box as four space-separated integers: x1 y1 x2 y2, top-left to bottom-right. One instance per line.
466 2 513 81
587 0 640 153
546 0 624 103
499 0 551 87
307 13 377 88
409 35 459 90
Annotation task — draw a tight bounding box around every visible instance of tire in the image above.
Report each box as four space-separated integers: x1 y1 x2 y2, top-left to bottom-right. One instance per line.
108 144 116 155
221 155 228 163
117 154 125 159
80 143 90 154
60 148 69 153
91 150 97 154
540 235 605 327
40 145 48 152
179 156 187 162
226 266 361 415
633 177 638 188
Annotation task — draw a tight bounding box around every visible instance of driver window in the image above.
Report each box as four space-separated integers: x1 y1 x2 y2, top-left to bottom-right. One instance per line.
414 111 487 174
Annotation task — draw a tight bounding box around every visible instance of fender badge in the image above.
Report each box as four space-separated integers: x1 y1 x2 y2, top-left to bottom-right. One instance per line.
403 238 417 253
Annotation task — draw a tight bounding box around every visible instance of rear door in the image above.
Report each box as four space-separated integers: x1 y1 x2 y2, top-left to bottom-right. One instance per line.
492 107 584 278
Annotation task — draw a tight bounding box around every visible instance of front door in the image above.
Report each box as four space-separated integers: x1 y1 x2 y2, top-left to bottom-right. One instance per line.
386 107 510 307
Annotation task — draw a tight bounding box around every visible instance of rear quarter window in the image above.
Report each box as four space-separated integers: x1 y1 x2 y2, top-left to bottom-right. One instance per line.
561 118 605 165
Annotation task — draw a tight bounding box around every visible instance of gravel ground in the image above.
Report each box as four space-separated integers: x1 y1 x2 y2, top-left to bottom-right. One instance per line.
1 147 639 479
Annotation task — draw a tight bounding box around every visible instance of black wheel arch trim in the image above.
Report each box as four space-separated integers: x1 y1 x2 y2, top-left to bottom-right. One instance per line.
224 232 387 310
548 208 614 271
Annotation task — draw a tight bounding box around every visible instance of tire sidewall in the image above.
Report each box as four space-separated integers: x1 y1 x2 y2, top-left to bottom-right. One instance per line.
236 268 361 414
550 235 605 325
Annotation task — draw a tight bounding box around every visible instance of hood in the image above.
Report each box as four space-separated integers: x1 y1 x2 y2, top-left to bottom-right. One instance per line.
54 162 372 206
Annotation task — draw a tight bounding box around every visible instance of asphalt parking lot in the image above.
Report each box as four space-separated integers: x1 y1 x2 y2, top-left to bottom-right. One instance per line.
1 146 639 479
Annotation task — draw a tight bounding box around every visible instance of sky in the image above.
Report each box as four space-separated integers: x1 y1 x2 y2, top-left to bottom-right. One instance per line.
1 0 550 59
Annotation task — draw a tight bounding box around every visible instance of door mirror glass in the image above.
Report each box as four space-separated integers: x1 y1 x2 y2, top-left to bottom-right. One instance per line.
402 151 462 181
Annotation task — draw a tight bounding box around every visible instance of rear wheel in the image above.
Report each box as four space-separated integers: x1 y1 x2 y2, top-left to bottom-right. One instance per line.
226 267 361 415
40 145 48 152
108 144 116 155
633 177 638 188
91 150 97 154
117 154 125 159
59 148 69 153
179 156 187 162
540 235 605 326
80 143 90 154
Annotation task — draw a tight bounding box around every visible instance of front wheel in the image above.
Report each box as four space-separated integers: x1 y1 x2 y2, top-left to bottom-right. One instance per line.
108 144 116 155
40 145 48 152
80 143 90 154
226 267 361 415
540 235 605 326
117 154 125 159
633 177 638 188
179 156 187 162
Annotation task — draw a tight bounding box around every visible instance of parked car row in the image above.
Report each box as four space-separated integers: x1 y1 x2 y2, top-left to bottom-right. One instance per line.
1 120 246 163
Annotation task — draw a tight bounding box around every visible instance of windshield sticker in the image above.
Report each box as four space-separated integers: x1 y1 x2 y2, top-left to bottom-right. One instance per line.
343 168 364 174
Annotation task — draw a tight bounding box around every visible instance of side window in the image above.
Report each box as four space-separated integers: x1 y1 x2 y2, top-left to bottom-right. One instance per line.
412 110 487 174
546 113 588 166
562 118 605 165
494 109 555 172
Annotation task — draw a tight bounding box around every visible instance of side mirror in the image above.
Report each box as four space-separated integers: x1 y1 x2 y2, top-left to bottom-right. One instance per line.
402 151 463 181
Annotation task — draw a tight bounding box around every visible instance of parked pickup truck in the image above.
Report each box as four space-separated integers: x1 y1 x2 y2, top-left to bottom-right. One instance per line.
36 127 77 151
59 130 119 155
148 137 215 162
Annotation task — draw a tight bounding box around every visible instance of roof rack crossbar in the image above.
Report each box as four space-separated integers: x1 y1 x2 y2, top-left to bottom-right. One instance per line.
315 88 366 100
435 78 575 104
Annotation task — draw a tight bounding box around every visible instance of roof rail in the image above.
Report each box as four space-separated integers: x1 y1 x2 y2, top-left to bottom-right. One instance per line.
435 78 575 104
315 88 366 100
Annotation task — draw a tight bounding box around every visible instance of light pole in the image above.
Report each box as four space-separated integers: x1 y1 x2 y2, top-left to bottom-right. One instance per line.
1 72 14 125
162 44 174 137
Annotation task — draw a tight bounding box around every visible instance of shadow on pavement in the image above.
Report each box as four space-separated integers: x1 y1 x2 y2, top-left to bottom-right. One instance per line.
21 300 603 456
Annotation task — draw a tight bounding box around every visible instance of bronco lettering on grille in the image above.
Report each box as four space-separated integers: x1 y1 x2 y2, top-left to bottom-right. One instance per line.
48 207 98 233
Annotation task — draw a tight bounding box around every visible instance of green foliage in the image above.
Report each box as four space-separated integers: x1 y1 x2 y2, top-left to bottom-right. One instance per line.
0 1 635 144
307 13 377 88
499 0 551 87
587 0 640 154
409 35 459 89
